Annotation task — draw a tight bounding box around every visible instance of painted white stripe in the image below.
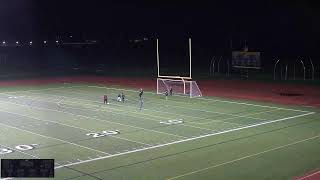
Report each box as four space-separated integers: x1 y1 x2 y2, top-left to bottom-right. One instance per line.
297 170 320 180
167 134 320 180
55 111 314 169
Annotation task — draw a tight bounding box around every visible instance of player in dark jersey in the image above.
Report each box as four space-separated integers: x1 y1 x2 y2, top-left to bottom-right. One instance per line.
117 94 121 102
165 90 168 100
103 95 108 104
139 88 144 99
169 87 173 96
121 92 125 103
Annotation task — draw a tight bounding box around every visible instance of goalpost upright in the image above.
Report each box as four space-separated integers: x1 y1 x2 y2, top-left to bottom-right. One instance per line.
156 38 202 98
156 38 192 79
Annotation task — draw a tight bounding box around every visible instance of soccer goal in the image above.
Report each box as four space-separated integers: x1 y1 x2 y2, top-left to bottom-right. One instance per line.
157 78 202 98
156 38 202 98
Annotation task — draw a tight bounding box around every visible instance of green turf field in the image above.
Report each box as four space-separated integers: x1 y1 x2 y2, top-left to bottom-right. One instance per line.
0 83 319 180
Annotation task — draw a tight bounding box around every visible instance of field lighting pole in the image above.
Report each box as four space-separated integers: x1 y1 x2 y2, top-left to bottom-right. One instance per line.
300 60 305 80
309 57 315 80
273 59 280 80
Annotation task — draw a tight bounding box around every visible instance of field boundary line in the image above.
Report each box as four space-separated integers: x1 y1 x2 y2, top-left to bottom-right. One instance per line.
0 108 151 147
54 111 315 169
167 134 320 180
0 122 112 156
297 170 320 180
86 85 311 113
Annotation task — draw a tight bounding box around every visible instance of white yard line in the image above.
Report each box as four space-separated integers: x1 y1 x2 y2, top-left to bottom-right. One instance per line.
0 122 112 156
167 134 320 180
54 111 315 169
297 170 320 180
0 99 185 139
0 109 151 147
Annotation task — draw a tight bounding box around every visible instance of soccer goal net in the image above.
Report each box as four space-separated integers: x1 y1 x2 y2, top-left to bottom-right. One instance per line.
157 78 202 98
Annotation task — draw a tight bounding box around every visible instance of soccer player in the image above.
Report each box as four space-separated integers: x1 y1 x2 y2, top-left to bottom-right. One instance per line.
165 90 168 100
103 95 108 104
117 94 122 102
169 87 173 96
139 98 144 110
139 88 144 100
121 92 125 103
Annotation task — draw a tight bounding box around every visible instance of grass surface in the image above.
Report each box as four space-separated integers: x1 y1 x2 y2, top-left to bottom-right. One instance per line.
0 83 319 180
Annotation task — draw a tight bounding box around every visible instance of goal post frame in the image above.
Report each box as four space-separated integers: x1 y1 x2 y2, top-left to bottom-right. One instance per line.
156 77 202 98
156 38 192 79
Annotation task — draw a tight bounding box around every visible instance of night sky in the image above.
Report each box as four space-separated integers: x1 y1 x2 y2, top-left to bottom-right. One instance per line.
0 0 320 58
